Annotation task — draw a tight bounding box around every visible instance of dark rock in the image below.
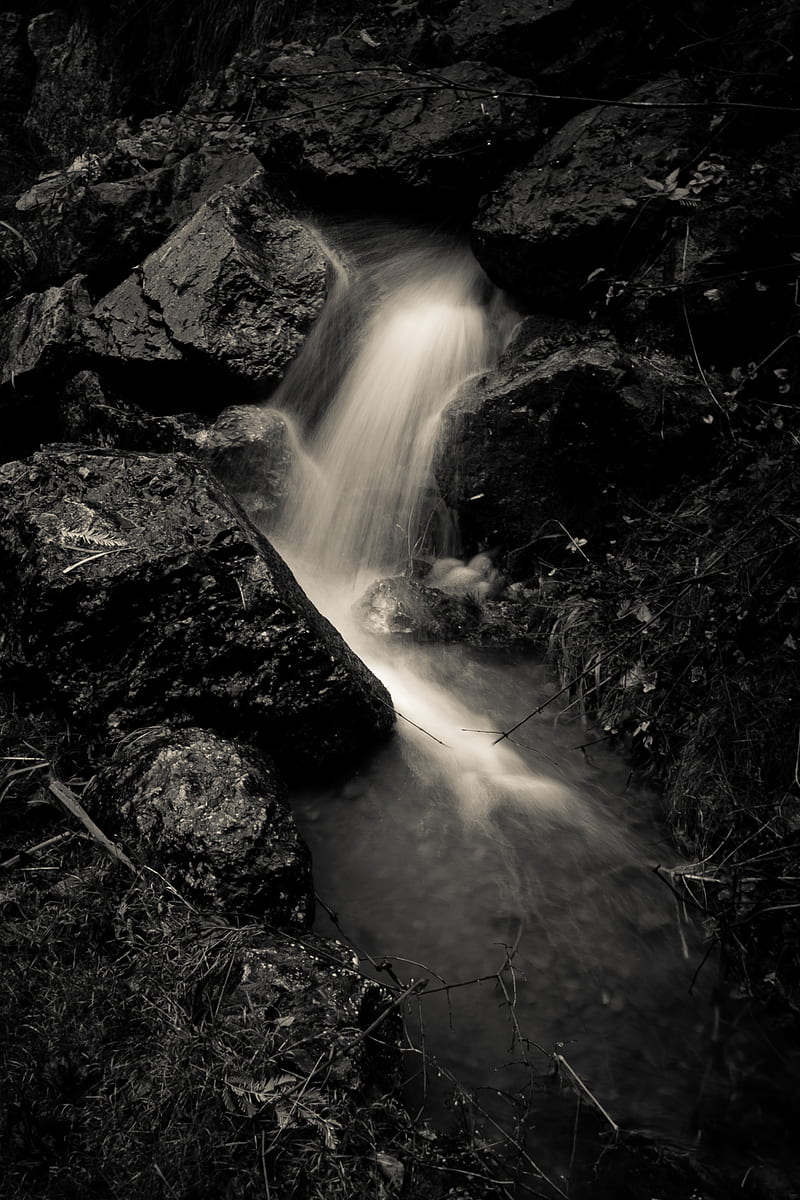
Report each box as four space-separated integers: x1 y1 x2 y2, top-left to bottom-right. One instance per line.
246 46 543 208
235 931 391 1090
59 370 195 453
0 274 91 389
191 405 293 530
441 0 629 80
356 576 474 641
84 169 328 388
436 322 717 572
12 146 266 288
610 137 800 364
473 76 700 308
0 446 395 775
84 725 314 926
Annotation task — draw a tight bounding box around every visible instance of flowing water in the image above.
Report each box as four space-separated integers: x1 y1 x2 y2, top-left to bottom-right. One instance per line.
265 224 711 1178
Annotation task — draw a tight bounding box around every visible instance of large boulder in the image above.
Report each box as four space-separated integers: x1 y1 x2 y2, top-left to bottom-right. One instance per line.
473 76 701 308
84 725 314 926
0 446 395 775
436 320 717 572
83 169 328 389
241 45 543 208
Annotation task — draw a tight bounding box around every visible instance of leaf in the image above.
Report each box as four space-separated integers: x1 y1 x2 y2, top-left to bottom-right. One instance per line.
642 177 665 192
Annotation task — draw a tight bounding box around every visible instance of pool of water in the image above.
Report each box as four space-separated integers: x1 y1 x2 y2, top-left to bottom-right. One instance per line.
290 642 713 1171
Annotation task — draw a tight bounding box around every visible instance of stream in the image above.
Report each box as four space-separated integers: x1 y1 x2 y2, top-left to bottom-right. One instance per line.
263 223 711 1174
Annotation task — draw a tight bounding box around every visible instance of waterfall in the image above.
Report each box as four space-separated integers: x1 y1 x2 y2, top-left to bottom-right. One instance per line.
281 236 493 577
270 226 586 827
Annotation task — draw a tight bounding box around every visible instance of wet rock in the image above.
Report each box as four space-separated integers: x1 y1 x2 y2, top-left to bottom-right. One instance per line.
191 405 293 530
355 573 540 647
235 931 393 1090
12 146 266 287
84 725 314 926
473 76 700 308
247 46 543 207
84 169 328 388
356 576 473 641
0 274 92 389
59 370 195 454
0 446 395 775
436 323 716 572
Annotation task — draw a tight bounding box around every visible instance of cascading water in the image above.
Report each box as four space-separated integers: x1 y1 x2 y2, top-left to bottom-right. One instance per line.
265 225 710 1176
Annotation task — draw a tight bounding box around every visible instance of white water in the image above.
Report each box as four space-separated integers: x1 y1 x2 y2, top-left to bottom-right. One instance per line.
272 229 585 824
265 227 708 1155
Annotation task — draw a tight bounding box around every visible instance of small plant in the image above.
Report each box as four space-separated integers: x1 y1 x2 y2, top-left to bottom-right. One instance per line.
642 158 727 206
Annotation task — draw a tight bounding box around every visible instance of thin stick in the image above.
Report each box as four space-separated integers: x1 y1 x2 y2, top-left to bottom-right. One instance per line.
1 831 76 869
62 548 129 574
554 1054 619 1134
48 778 136 873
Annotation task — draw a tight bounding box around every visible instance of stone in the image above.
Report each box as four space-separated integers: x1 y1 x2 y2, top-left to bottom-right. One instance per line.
191 405 293 530
84 169 328 388
12 148 266 286
246 46 543 207
436 322 716 572
234 932 393 1090
0 274 92 389
0 446 395 775
355 572 541 647
442 0 592 75
473 76 700 308
59 370 195 454
84 725 314 926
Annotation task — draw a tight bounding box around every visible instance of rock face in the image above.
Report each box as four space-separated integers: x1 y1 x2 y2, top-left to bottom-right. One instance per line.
437 320 716 570
473 76 700 307
84 170 328 388
84 725 314 926
0 12 34 196
24 10 113 156
0 446 395 774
